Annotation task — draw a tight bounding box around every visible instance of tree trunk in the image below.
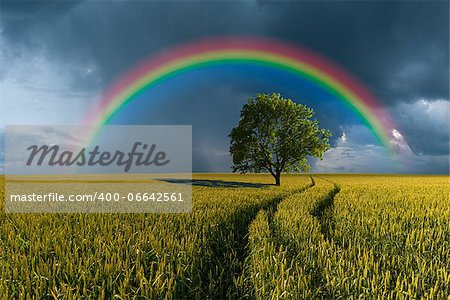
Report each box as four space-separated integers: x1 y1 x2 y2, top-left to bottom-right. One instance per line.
274 173 281 186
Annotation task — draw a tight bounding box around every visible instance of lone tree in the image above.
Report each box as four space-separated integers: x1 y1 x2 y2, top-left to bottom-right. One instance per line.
229 93 331 186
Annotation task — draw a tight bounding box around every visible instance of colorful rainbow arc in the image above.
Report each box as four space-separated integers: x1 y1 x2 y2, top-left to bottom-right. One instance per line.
84 37 395 152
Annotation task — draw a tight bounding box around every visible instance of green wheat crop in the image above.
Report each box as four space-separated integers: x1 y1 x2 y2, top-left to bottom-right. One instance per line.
0 174 448 299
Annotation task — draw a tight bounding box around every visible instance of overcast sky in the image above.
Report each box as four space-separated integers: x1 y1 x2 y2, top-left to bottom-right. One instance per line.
1 1 448 173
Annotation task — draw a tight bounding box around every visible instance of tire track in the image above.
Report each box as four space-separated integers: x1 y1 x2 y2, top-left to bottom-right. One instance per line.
266 175 315 240
308 178 340 298
310 179 340 242
228 176 315 299
244 176 337 299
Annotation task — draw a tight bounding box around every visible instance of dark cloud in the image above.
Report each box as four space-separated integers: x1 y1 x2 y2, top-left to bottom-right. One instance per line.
2 1 269 86
261 1 449 104
2 1 447 102
1 1 80 19
1 1 81 48
392 99 449 156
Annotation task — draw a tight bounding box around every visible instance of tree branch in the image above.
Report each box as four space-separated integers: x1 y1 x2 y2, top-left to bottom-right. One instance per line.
258 142 275 176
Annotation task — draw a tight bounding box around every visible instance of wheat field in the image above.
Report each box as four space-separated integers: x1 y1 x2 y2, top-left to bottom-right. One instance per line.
0 174 448 299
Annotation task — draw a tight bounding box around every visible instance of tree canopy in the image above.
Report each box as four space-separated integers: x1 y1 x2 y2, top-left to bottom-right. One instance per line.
229 93 331 185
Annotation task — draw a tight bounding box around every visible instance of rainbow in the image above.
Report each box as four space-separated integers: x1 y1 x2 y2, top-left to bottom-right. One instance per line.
84 37 395 151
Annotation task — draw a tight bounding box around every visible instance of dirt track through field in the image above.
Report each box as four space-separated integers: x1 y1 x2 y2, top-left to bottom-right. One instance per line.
199 176 315 299
221 176 316 299
247 176 341 299
310 178 340 243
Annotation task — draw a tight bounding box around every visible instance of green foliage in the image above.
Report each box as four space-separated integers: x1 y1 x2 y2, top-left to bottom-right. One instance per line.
229 93 330 185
